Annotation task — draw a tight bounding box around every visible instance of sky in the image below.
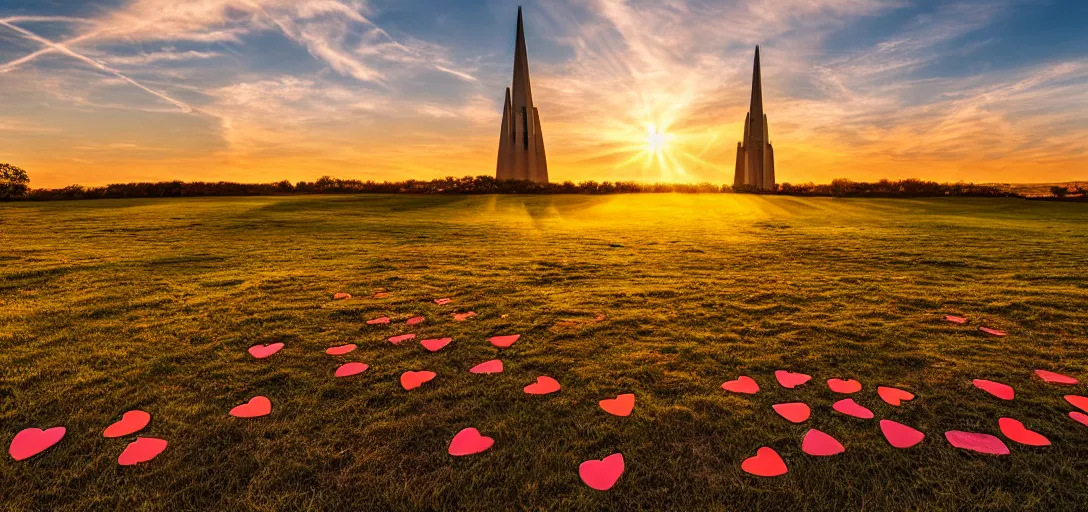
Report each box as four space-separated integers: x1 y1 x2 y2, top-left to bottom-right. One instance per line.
1 0 1086 188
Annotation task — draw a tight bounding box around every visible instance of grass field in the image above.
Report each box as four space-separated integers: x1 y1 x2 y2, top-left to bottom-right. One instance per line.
2 194 1088 511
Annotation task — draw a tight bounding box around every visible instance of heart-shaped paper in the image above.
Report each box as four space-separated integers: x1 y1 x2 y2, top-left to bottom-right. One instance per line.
489 334 520 348
1036 369 1079 385
998 418 1050 446
9 427 66 461
775 370 812 389
335 362 369 378
401 371 437 390
230 396 272 418
599 394 636 417
973 379 1014 400
1070 412 1088 427
1065 395 1088 413
945 315 967 324
827 378 862 394
434 298 452 305
772 403 811 423
470 360 503 374
594 314 607 322
880 420 925 448
453 312 477 322
104 410 151 438
326 344 357 356
802 429 845 456
448 428 494 456
118 437 168 466
374 292 390 299
406 316 425 326
877 386 916 406
367 316 391 325
248 343 284 359
945 431 1009 455
388 334 417 345
832 399 874 419
579 453 625 491
421 338 453 352
979 327 1007 337
333 293 352 300
722 376 760 395
741 447 787 477
524 376 561 395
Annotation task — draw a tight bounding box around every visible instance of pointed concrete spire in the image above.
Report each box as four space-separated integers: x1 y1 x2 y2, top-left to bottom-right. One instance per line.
495 6 548 183
734 45 775 190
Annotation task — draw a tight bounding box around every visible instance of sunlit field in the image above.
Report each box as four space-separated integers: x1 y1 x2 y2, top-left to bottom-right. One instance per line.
2 194 1088 510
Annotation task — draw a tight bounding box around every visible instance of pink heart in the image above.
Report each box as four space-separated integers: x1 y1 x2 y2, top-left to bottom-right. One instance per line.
326 344 357 356
434 298 452 305
945 315 967 324
248 343 284 359
401 371 437 390
827 378 862 394
973 379 1014 400
945 431 1009 455
118 437 168 466
998 418 1050 447
230 396 272 418
388 334 417 345
579 453 625 491
1036 369 1079 385
1070 411 1088 427
599 394 635 417
594 314 607 322
880 420 925 448
877 386 915 406
722 376 760 395
772 402 811 423
406 316 425 326
421 338 453 352
453 312 477 322
333 293 352 300
470 360 504 374
367 317 391 325
9 427 66 461
1065 395 1088 413
832 399 874 419
775 370 812 389
448 428 494 456
335 362 369 378
103 410 151 438
979 327 1007 337
374 292 391 299
802 429 845 456
741 447 787 477
489 334 520 348
524 376 561 395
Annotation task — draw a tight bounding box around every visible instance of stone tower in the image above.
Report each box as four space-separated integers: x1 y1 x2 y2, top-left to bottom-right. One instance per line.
496 6 549 183
733 47 775 190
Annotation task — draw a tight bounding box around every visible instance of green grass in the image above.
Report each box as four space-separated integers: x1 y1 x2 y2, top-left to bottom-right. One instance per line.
2 194 1088 511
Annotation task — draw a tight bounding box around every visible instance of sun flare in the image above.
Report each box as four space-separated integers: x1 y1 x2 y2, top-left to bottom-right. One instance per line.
645 124 671 155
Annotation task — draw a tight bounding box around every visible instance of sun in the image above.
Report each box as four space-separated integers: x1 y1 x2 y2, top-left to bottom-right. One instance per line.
645 123 671 155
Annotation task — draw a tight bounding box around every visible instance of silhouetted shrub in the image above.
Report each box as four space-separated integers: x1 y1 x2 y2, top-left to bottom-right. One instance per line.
1 163 30 200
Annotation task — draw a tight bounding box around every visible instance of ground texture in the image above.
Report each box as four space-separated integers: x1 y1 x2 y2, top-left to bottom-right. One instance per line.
2 194 1088 511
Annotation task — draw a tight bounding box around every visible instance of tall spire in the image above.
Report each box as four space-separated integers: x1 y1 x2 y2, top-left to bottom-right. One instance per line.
734 46 775 191
749 46 763 125
495 6 548 183
510 6 533 118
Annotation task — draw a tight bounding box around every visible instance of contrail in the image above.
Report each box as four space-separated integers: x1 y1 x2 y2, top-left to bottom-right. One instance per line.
0 20 194 113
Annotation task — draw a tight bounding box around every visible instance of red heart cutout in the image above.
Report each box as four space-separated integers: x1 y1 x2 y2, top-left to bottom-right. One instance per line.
230 396 271 418
979 327 1007 337
832 399 873 419
741 447 787 477
945 315 967 324
772 402 811 423
401 371 437 390
448 428 494 456
721 376 760 395
802 429 845 456
9 427 66 461
579 453 624 491
489 334 520 348
470 360 504 374
880 420 925 448
248 343 284 359
333 293 352 300
945 431 1009 455
1070 412 1088 427
998 418 1050 446
434 298 452 305
326 344 357 356
367 317 391 325
118 437 168 466
1036 369 1079 385
421 338 453 352
335 362 369 378
453 312 477 322
406 316 425 326
388 334 417 345
877 386 916 406
599 394 635 417
827 378 862 394
973 379 1014 400
524 376 561 395
775 370 812 389
374 292 390 299
1065 395 1088 413
104 410 151 438
594 314 606 322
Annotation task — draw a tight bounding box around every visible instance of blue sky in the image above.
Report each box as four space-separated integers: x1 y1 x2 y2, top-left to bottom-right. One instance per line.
1 0 1086 187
